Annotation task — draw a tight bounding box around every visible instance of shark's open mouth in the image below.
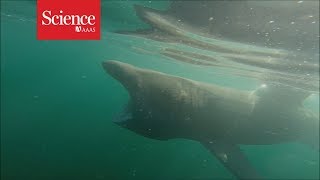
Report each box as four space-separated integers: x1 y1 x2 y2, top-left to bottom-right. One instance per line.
113 102 132 123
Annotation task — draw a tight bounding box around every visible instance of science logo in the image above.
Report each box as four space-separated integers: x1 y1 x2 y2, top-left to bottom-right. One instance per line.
37 0 100 40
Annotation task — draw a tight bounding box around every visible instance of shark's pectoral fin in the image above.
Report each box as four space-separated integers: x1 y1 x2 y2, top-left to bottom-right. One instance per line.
202 141 263 180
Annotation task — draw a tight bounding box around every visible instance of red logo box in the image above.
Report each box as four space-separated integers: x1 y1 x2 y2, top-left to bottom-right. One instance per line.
37 0 100 40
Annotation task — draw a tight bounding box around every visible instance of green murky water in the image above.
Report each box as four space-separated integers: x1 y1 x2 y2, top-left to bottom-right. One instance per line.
1 1 319 180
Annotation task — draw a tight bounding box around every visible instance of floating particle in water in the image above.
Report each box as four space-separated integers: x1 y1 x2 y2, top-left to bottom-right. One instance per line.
202 159 208 167
131 169 137 177
209 17 214 21
185 116 192 122
269 20 274 23
265 130 278 135
218 153 228 162
297 1 303 3
311 21 316 24
290 22 295 25
81 75 87 79
304 160 316 166
33 95 39 99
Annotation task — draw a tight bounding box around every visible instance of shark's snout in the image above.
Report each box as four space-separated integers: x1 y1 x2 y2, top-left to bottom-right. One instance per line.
134 4 149 19
102 60 139 93
102 60 125 78
102 60 132 80
134 4 161 24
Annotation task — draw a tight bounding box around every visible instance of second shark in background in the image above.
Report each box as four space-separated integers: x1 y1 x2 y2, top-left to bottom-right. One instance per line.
116 1 319 94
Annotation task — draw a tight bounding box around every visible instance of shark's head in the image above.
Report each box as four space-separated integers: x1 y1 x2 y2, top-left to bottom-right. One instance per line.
133 4 178 36
102 60 139 92
102 60 175 140
133 4 156 24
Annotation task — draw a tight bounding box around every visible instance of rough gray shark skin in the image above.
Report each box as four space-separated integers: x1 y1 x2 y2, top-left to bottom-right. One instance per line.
102 61 319 179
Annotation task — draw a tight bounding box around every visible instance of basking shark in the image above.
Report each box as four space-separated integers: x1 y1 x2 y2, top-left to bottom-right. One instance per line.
116 3 319 89
118 1 319 59
103 60 319 179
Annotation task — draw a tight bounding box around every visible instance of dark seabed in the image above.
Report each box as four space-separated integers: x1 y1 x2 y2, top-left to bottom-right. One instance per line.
1 1 319 180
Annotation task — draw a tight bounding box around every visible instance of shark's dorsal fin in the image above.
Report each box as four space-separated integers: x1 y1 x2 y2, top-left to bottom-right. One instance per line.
253 84 311 107
202 141 263 179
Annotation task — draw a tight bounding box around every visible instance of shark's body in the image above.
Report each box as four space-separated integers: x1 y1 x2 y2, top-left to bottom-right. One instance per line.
103 61 319 179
